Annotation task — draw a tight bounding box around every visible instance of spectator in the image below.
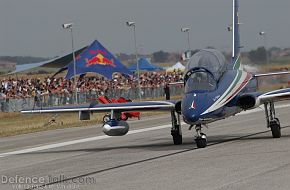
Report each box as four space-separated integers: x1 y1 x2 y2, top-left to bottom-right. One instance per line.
164 83 170 100
0 71 184 100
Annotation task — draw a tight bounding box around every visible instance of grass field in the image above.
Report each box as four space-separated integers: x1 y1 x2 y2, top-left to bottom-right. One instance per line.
0 111 169 138
0 96 181 137
0 112 101 137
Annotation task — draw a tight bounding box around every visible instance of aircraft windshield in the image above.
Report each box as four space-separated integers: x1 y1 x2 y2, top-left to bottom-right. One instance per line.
185 71 217 93
185 49 226 80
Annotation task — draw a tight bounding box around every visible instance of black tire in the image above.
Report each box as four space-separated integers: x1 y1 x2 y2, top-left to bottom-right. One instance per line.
195 138 207 148
171 128 182 145
103 114 111 123
270 123 281 138
195 133 207 148
172 134 182 145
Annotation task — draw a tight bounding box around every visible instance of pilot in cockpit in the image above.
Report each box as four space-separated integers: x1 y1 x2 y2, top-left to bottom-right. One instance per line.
184 49 227 93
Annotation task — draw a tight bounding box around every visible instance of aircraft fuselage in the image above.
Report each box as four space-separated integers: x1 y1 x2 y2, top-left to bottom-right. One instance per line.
182 69 253 125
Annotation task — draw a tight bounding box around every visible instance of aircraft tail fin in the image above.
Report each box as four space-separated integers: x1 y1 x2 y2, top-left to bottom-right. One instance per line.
231 0 243 70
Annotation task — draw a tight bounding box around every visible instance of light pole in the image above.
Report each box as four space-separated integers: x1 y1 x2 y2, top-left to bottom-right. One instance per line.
181 27 191 59
62 23 78 104
259 31 269 64
126 21 141 100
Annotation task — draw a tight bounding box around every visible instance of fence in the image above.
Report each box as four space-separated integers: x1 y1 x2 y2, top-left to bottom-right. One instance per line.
0 85 184 112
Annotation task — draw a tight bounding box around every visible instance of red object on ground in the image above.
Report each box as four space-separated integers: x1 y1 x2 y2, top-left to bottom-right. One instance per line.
98 96 140 120
98 96 110 104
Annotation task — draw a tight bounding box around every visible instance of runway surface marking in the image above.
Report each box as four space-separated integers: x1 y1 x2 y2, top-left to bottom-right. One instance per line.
25 126 290 190
0 123 172 158
1 103 290 158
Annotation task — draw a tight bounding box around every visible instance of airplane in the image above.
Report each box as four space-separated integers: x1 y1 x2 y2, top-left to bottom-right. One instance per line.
22 0 290 148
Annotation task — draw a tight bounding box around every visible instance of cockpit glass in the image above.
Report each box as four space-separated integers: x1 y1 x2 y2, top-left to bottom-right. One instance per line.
185 49 226 80
185 71 217 93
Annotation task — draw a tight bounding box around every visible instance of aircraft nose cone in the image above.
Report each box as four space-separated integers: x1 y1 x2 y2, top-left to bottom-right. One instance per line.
182 111 199 124
181 94 202 124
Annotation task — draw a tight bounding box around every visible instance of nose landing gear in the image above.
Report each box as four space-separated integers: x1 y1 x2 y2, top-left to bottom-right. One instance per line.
194 124 207 148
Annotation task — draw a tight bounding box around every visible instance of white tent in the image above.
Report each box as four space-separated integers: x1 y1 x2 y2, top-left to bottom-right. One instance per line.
166 62 185 72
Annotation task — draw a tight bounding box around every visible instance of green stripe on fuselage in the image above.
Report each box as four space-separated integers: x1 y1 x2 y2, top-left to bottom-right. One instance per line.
233 55 241 70
218 71 242 104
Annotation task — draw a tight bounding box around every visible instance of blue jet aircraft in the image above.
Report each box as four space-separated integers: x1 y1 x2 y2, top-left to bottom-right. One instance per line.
22 0 290 148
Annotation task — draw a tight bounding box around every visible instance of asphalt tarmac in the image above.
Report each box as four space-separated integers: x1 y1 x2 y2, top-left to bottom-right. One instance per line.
1 105 290 190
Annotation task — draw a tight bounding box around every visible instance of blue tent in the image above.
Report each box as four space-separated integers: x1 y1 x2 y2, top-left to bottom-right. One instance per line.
129 58 163 71
65 40 132 79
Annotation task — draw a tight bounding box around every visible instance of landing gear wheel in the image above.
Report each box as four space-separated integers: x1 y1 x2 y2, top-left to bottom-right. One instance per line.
170 111 182 145
171 125 182 145
172 132 182 145
264 102 282 138
270 120 281 138
103 114 111 123
195 133 207 148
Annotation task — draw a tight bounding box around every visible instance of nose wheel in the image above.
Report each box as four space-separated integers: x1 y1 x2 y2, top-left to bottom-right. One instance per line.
194 124 207 148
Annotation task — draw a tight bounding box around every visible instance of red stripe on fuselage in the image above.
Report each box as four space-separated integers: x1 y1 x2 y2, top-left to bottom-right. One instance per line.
225 73 252 103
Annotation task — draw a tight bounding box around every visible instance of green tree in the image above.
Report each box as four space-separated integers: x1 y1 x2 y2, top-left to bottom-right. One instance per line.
152 51 170 62
248 47 267 63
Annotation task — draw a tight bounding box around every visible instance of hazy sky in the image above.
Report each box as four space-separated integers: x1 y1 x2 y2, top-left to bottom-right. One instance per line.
1 0 290 57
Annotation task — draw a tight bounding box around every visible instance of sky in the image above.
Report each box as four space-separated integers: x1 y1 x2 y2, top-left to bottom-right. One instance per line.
1 0 290 57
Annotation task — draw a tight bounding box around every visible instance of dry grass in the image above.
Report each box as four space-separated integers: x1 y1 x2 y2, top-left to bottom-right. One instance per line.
258 63 290 72
259 83 289 92
0 111 169 137
0 96 182 137
0 112 101 137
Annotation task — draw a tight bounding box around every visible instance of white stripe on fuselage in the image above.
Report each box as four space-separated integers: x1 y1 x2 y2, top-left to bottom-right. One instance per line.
202 71 250 115
202 71 239 115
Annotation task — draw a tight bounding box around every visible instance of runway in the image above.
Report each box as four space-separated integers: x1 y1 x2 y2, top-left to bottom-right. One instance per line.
1 105 290 190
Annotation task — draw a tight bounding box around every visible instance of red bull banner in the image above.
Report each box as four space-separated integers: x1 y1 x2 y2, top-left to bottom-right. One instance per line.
65 40 132 79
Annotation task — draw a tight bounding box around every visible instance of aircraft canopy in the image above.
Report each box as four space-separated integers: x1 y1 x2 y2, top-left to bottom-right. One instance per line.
185 49 226 80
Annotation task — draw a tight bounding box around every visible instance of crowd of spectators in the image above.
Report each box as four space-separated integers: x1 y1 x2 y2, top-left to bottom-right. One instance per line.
0 72 184 100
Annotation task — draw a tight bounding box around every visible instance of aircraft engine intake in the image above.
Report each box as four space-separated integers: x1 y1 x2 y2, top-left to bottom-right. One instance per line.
237 94 260 110
102 120 129 136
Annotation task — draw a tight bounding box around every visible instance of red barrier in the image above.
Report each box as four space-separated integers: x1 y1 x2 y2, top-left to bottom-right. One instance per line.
98 96 140 121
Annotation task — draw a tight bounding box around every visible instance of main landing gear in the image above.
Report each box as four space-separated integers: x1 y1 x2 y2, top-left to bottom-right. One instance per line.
264 102 281 138
171 111 182 145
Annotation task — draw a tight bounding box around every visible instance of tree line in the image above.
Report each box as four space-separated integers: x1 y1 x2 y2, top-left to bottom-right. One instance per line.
1 47 290 65
0 56 48 65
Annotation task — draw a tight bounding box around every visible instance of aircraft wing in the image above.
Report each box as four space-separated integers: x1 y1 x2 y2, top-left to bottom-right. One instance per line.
258 88 290 103
21 100 176 114
241 88 290 108
254 71 290 77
